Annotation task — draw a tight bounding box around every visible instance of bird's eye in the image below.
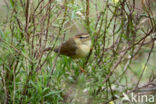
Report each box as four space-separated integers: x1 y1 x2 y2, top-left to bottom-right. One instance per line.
79 36 84 39
79 36 89 39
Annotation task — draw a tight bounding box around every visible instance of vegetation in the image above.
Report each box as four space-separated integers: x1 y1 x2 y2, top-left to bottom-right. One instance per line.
0 0 155 104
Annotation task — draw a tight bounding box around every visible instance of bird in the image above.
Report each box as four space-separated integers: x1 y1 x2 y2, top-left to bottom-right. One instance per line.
54 33 91 59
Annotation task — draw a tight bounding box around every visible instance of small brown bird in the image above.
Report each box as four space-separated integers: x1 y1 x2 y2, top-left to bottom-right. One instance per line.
54 33 91 58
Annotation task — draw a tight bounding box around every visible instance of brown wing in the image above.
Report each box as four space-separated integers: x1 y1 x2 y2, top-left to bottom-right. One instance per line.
54 38 77 57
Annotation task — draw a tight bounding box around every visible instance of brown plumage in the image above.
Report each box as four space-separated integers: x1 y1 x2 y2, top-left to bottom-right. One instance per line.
54 38 77 57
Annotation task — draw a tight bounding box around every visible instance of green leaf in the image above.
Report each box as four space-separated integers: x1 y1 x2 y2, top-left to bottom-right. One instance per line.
10 0 15 8
43 90 62 97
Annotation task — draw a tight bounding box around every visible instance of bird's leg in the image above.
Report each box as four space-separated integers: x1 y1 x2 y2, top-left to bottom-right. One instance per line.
79 66 86 73
73 60 86 73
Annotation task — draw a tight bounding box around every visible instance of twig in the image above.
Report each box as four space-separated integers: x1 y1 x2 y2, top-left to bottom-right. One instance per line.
135 38 155 90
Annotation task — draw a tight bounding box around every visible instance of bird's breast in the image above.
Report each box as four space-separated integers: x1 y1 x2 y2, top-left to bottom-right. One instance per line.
75 40 91 58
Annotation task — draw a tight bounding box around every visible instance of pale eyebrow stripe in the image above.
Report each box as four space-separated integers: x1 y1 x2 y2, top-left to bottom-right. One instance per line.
80 35 89 38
